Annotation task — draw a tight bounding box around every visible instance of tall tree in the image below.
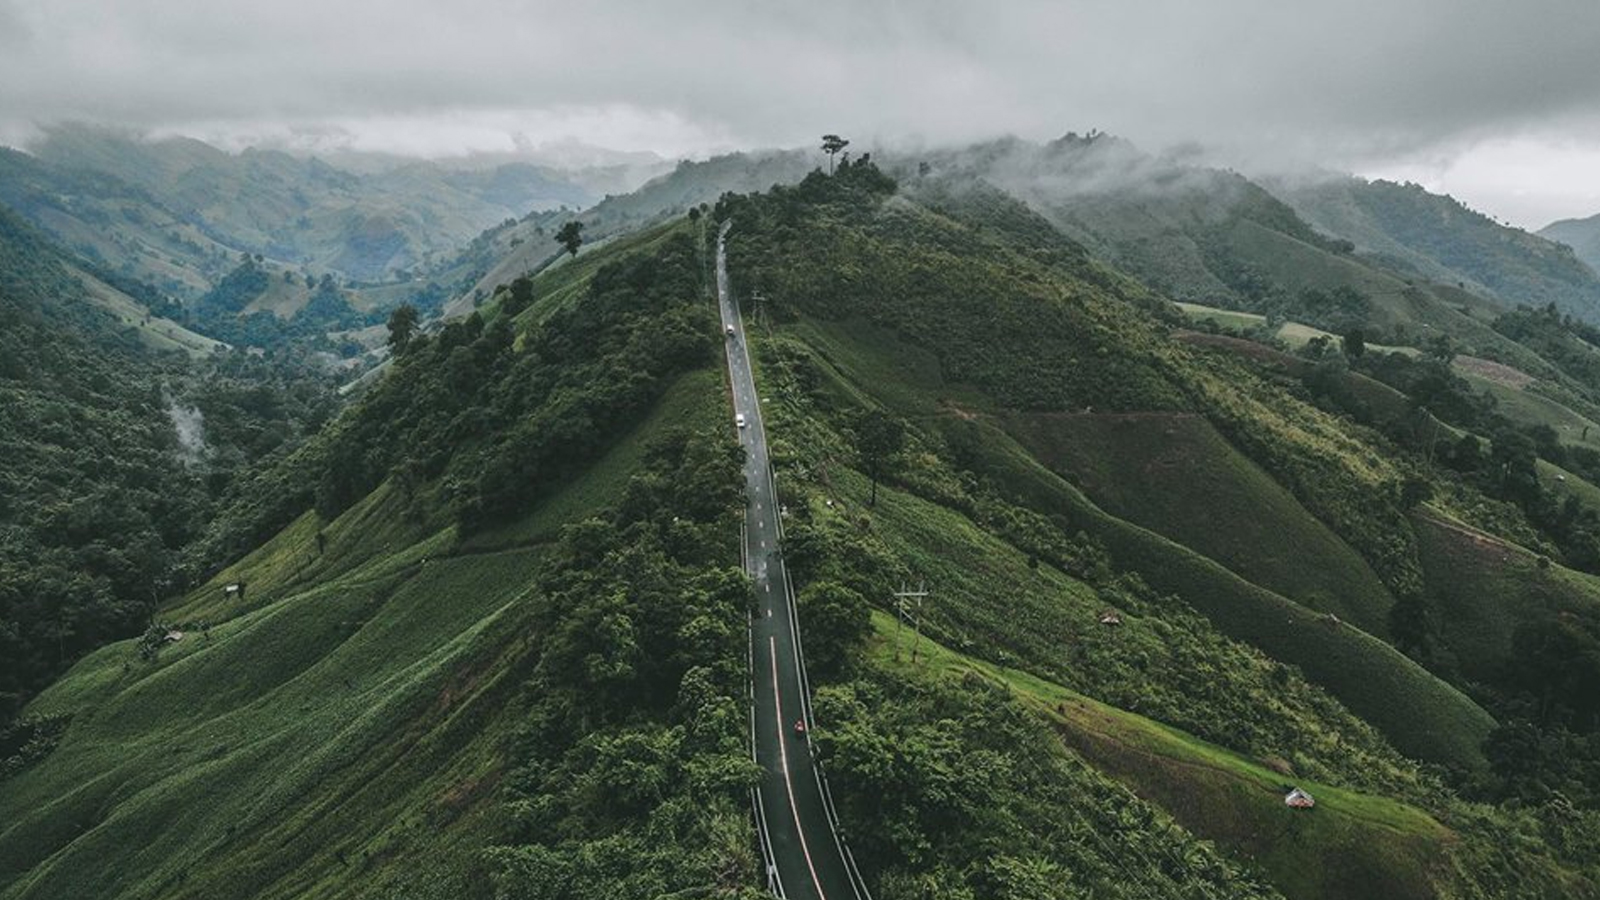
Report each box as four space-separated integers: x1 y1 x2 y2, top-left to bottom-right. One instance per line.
796 581 870 676
387 303 419 355
856 410 904 507
821 134 850 174
556 220 585 258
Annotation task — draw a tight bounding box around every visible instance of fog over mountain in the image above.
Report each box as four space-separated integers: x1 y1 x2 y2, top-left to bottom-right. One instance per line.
3 0 1600 227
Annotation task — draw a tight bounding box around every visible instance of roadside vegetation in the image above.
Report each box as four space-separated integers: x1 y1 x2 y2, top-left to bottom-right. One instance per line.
719 160 1600 897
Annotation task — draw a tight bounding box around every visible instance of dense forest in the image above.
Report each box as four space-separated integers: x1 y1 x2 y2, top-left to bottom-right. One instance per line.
0 207 337 735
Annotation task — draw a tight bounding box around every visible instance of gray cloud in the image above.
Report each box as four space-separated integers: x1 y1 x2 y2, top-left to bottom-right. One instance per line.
4 1 1600 224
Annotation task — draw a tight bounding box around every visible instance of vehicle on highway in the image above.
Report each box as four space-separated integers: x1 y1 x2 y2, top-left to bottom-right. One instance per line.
726 324 736 336
794 719 806 736
736 413 747 428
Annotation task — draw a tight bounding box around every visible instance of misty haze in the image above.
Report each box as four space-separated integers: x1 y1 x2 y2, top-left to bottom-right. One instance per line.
3 3 1600 899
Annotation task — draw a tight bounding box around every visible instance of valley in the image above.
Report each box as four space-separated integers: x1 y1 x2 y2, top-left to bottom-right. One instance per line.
5 131 1600 900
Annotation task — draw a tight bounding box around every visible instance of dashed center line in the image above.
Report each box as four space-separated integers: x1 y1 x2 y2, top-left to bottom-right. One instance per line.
771 636 826 900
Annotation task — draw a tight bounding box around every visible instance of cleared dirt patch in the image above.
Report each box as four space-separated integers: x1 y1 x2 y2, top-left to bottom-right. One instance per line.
1453 355 1535 390
1175 330 1302 370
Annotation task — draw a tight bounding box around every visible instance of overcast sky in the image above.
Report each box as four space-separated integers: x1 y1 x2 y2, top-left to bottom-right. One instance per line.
4 0 1600 228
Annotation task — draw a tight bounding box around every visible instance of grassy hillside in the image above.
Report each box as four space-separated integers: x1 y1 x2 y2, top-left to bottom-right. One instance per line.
1413 512 1600 681
1001 410 1395 633
865 611 1456 900
1542 212 1600 275
720 166 1599 896
721 165 1494 771
16 125 593 286
0 205 340 724
1279 176 1600 322
0 218 764 900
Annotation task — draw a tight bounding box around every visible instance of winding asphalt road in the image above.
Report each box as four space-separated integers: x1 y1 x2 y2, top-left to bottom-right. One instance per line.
718 224 866 900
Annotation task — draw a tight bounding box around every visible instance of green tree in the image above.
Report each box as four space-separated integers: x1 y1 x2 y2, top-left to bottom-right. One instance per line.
504 276 535 317
1343 328 1367 359
386 303 419 355
797 580 870 677
1426 334 1456 364
856 410 905 507
556 220 585 258
821 134 850 174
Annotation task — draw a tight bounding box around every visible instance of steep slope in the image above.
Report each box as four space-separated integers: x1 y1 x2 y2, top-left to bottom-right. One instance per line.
863 613 1457 900
1001 410 1395 633
437 149 814 319
1279 175 1600 321
1542 212 1600 275
0 206 328 724
2 125 596 291
902 136 1537 363
0 219 765 899
717 165 1596 896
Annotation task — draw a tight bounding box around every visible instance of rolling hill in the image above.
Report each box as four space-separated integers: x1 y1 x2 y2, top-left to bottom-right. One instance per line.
898 135 1550 369
0 205 337 726
0 125 598 295
6 153 1600 900
1542 212 1600 276
715 163 1593 896
1276 175 1600 322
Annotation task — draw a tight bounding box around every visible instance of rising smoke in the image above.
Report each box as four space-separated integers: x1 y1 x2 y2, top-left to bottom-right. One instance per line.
165 395 208 465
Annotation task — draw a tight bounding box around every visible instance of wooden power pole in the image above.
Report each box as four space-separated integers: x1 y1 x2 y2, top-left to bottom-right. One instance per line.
893 582 930 662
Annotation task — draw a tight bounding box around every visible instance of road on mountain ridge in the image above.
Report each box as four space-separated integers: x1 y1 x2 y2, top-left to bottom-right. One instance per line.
717 223 867 900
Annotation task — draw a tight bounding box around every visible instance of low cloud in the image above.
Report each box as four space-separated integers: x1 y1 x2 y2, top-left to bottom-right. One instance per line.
3 1 1600 225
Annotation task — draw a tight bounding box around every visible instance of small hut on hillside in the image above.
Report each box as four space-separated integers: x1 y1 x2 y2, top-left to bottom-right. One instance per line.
1097 609 1123 627
1284 787 1315 809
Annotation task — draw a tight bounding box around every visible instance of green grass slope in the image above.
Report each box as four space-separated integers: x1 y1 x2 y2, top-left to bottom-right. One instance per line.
867 611 1453 900
1281 176 1600 322
0 363 726 899
759 305 1490 769
1002 410 1396 633
0 217 756 900
1541 212 1600 276
1218 216 1539 364
1413 512 1600 684
953 414 1491 769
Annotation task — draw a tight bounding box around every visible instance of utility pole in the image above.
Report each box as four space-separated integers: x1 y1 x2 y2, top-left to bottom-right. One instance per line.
893 582 930 663
751 289 768 329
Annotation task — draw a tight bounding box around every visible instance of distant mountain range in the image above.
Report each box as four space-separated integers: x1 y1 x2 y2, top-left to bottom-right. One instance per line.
1541 212 1600 276
889 133 1600 329
0 124 604 291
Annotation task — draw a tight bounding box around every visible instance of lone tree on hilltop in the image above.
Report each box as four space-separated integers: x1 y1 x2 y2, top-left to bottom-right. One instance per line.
821 134 850 173
387 304 419 355
556 220 584 258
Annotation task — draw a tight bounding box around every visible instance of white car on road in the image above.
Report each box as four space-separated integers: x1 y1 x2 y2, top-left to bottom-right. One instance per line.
736 413 747 428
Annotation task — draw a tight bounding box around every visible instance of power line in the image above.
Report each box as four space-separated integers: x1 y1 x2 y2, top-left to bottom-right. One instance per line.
892 582 930 663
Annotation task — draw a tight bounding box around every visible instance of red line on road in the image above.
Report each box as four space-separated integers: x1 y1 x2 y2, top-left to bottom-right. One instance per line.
771 634 826 900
